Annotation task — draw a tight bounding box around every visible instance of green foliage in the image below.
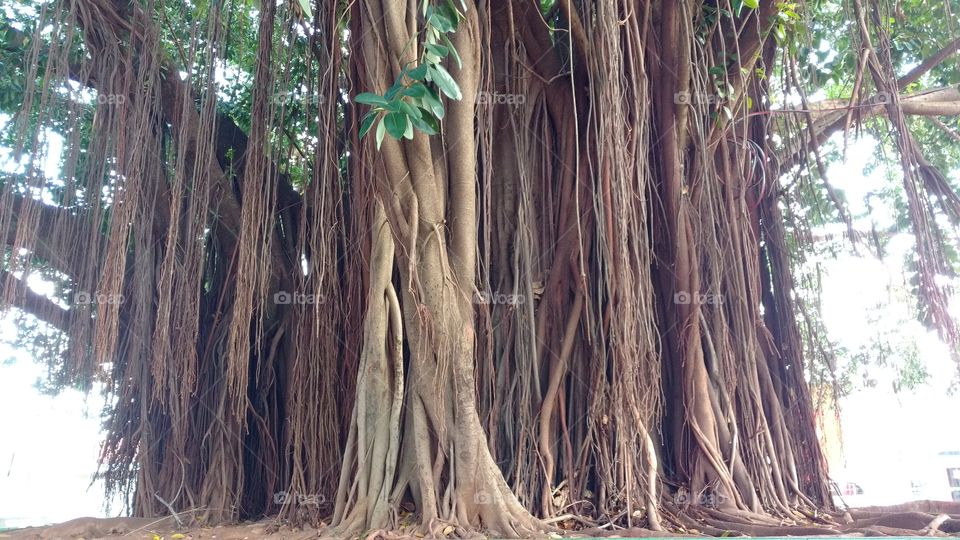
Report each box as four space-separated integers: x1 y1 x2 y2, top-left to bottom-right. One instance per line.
355 0 466 149
734 0 759 17
772 2 802 44
697 0 766 43
0 24 28 110
798 0 960 91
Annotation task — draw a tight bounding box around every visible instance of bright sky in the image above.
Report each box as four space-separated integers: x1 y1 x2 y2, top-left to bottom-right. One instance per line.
0 327 121 527
815 136 960 505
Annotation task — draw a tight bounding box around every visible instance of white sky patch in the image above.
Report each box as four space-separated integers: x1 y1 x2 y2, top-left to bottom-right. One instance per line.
809 135 960 504
0 320 122 527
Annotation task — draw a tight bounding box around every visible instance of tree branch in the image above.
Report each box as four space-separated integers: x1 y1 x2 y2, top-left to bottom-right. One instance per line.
0 270 71 332
778 86 960 173
897 36 960 91
2 191 88 278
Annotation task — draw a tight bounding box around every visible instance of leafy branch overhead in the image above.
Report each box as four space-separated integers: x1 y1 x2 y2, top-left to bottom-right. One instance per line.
356 0 465 148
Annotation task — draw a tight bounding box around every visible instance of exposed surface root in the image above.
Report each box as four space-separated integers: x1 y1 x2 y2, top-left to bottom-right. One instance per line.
663 502 960 538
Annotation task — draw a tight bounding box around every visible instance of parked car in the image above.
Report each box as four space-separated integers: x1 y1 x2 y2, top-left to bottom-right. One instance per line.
830 479 866 508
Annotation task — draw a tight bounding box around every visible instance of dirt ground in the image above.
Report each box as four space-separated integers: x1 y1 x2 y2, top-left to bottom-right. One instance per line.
0 517 325 540
3 501 960 539
0 517 675 540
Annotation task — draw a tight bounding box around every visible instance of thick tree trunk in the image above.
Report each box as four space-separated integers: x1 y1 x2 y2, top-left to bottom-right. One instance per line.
331 2 541 535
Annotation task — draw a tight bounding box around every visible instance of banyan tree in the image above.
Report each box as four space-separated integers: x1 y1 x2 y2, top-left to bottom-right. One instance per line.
2 0 960 536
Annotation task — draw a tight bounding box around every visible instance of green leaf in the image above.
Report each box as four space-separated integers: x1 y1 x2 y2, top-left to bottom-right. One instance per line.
375 119 386 149
743 0 759 8
405 83 428 98
774 23 786 42
410 110 439 135
425 43 449 57
355 93 388 106
384 112 409 140
420 87 445 119
385 80 404 100
398 100 422 120
442 34 462 69
445 0 464 21
382 100 405 113
407 64 430 81
295 0 313 20
359 111 378 138
429 64 462 101
403 117 414 139
428 7 456 32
